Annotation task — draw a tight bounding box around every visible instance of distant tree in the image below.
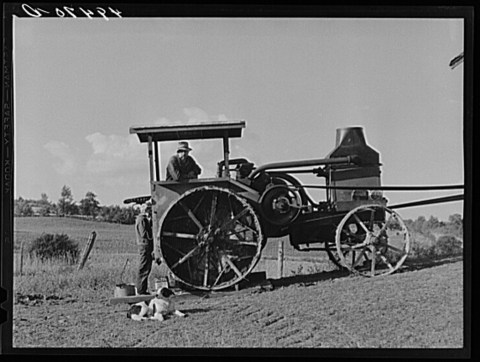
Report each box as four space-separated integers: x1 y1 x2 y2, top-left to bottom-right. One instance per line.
14 197 33 216
448 214 463 229
412 216 426 233
38 193 54 216
98 205 112 221
40 193 49 203
118 206 137 224
79 191 100 219
69 203 80 215
99 205 137 224
443 213 463 239
422 215 444 234
14 197 24 216
434 235 463 257
58 185 76 215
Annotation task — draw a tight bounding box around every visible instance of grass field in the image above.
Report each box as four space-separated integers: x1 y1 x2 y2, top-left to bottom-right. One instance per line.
14 216 137 254
13 216 326 257
12 217 334 295
12 216 462 294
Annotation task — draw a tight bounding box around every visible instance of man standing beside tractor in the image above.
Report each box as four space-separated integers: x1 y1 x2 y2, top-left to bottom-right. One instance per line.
135 201 154 295
166 141 202 181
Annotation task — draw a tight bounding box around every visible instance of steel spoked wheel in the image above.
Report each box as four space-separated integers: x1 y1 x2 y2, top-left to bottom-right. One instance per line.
335 204 410 277
159 186 264 291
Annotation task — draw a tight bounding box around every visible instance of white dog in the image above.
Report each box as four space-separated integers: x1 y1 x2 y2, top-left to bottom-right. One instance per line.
126 300 151 321
127 287 186 321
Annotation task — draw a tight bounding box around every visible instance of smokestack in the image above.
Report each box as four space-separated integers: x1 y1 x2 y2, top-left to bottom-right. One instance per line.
335 127 367 148
327 126 380 166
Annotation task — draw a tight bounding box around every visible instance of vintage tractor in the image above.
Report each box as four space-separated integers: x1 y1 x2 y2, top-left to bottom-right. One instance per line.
127 121 411 291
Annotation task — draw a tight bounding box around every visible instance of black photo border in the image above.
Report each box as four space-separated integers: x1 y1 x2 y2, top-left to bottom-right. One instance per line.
1 3 474 358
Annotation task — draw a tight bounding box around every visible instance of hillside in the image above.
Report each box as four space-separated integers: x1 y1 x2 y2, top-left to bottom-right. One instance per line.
12 258 464 350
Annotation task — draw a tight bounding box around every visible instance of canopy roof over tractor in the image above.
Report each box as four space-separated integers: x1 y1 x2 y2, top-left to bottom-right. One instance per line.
130 121 246 182
130 121 245 143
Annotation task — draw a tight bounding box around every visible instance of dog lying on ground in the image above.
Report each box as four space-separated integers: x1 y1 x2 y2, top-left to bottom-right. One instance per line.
126 301 151 321
127 287 186 321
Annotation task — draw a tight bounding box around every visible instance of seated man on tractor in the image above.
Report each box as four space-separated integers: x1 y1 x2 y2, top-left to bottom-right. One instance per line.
166 141 202 181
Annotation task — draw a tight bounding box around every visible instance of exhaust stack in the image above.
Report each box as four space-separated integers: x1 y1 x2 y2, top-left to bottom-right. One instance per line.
326 127 383 211
327 126 379 165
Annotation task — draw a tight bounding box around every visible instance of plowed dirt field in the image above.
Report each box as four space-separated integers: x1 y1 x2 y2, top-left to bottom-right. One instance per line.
11 257 464 352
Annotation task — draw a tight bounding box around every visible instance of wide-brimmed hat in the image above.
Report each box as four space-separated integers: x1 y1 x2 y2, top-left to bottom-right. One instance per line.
177 141 192 152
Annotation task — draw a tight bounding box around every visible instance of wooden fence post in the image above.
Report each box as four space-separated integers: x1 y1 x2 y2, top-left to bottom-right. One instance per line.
277 239 284 279
77 231 97 271
19 239 25 276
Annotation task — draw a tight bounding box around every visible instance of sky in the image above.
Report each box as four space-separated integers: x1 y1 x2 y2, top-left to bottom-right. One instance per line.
12 15 465 221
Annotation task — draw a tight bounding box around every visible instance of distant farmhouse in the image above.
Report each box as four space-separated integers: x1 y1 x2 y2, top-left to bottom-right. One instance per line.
29 203 57 217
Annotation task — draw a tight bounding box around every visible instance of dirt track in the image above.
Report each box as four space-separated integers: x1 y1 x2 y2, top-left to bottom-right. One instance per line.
12 257 464 351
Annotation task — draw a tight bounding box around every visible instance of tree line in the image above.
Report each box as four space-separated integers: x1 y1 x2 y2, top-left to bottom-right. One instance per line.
404 214 463 241
14 185 137 224
14 185 464 235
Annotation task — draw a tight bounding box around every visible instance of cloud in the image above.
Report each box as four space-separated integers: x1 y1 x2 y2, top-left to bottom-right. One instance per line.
153 117 173 126
218 114 229 122
183 108 236 125
183 107 209 123
140 108 255 178
85 132 145 174
152 107 239 127
44 141 76 175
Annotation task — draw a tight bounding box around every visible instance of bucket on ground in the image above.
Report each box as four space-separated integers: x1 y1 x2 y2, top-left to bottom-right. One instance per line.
114 283 136 297
154 277 169 290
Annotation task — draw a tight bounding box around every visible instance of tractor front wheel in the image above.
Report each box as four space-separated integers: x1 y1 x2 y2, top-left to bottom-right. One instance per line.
335 204 410 277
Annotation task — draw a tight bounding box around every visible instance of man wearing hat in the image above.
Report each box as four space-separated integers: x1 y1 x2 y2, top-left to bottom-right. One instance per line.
166 141 202 181
135 201 153 295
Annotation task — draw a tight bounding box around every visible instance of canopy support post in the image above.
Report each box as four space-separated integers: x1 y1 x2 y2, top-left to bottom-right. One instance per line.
148 135 154 184
223 133 230 177
154 140 160 181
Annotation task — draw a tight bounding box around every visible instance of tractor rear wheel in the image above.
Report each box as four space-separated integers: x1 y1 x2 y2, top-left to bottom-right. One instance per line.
335 204 410 277
159 186 264 291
